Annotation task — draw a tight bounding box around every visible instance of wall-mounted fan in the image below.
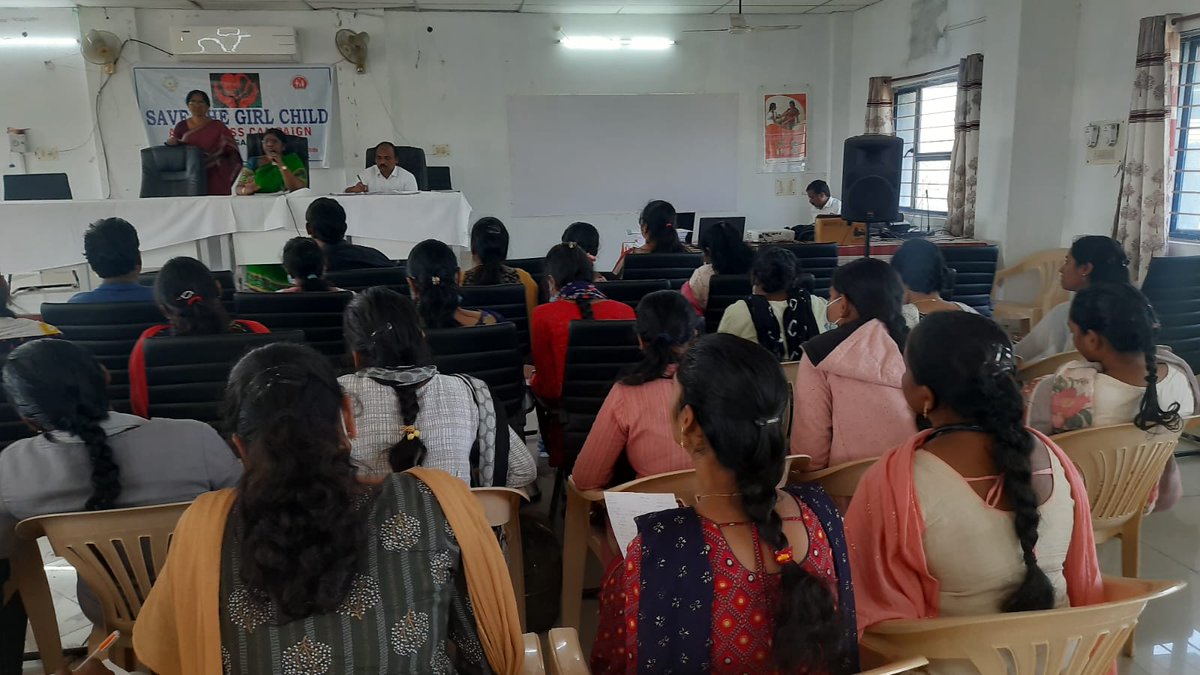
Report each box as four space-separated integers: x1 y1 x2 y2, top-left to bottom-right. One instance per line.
82 29 122 74
336 29 369 74
684 0 803 35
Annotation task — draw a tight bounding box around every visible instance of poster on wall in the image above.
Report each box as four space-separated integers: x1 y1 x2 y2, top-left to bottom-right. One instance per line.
133 66 334 167
761 91 808 173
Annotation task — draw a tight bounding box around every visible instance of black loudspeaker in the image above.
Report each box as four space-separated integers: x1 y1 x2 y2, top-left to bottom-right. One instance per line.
841 134 903 223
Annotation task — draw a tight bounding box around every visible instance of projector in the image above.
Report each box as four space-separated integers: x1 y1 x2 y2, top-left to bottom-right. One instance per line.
746 229 797 244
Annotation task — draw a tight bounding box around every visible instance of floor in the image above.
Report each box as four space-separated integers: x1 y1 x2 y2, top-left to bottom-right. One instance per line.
21 453 1200 674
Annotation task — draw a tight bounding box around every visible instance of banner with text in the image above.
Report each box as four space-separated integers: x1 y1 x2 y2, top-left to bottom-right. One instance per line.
133 66 334 167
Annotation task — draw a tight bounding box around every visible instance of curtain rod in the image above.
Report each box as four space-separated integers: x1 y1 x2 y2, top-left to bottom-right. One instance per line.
1173 12 1200 24
890 64 958 85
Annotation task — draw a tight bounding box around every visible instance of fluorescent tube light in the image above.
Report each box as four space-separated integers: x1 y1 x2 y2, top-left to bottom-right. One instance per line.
560 36 674 51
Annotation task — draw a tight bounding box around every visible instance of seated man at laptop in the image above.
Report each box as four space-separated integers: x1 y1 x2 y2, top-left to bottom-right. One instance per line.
69 218 157 304
306 197 395 271
345 142 419 194
806 179 842 220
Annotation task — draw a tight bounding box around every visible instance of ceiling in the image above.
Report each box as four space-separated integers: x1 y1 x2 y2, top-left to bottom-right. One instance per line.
2 0 882 14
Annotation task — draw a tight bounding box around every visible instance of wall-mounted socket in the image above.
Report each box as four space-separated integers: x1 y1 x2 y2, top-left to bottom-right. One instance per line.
775 178 797 196
431 144 450 158
35 147 59 161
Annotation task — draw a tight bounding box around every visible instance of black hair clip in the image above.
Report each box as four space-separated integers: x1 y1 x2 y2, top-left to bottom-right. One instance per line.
755 416 781 427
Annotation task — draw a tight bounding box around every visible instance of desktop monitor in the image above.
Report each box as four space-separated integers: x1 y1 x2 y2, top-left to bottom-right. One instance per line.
696 217 746 247
675 212 697 244
3 173 72 201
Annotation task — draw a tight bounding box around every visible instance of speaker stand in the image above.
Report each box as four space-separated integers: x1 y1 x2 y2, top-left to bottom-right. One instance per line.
863 221 882 258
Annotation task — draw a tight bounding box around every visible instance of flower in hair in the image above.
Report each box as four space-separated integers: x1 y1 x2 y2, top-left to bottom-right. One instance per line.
774 547 794 565
402 425 421 441
430 276 441 286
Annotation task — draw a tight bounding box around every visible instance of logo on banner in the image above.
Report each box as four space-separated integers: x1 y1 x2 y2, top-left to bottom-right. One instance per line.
210 72 263 109
292 75 308 90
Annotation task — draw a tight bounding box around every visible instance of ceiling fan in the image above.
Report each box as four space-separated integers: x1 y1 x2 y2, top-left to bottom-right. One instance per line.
684 0 804 35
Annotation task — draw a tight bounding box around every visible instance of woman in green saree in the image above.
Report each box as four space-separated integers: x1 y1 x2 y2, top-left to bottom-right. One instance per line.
236 128 308 195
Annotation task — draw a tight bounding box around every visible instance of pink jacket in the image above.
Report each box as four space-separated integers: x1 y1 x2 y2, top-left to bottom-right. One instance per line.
844 427 1104 635
790 319 916 470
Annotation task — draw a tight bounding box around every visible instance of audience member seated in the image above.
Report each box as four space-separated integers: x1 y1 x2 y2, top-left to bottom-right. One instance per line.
572 290 699 490
305 197 394 271
165 90 242 196
683 220 755 314
0 340 241 649
612 200 687 278
1027 283 1197 513
718 247 825 361
790 258 914 470
1016 235 1130 363
345 141 418 193
408 239 504 328
128 257 269 418
591 334 857 675
462 217 538 316
890 238 978 328
133 342 523 675
277 237 347 293
69 218 158 304
0 276 59 362
235 127 308 195
340 287 535 487
847 312 1103 640
562 221 606 282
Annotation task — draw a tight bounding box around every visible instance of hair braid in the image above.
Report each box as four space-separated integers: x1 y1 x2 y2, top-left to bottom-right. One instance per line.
70 414 121 511
381 381 428 472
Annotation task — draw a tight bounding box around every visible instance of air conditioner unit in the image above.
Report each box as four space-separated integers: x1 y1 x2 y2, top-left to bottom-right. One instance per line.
170 26 298 61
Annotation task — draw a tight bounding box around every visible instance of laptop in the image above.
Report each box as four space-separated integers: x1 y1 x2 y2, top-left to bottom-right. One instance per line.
676 212 697 244
696 217 747 247
3 173 72 201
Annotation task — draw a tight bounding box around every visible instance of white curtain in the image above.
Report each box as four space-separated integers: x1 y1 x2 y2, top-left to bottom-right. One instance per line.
1115 15 1181 283
947 54 984 238
865 76 895 135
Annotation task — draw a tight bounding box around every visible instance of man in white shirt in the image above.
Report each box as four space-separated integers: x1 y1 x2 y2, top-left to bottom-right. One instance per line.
346 142 419 193
806 179 842 219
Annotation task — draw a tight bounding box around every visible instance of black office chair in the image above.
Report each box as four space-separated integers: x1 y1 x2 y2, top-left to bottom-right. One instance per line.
507 258 546 277
941 245 1000 317
594 280 671 311
140 146 207 198
621 253 704 287
776 243 839 299
427 166 453 191
425 323 526 432
246 133 310 183
40 302 166 413
142 331 305 425
365 144 429 191
324 266 409 294
704 275 753 334
3 173 72 201
233 292 354 361
1142 256 1200 373
0 398 34 450
461 284 530 356
549 320 641 515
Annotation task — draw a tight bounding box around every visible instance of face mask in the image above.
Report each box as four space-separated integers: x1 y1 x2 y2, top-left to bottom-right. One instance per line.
824 296 843 332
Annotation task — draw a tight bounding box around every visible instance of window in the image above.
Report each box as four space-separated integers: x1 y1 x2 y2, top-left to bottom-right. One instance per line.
1171 33 1200 239
894 79 957 215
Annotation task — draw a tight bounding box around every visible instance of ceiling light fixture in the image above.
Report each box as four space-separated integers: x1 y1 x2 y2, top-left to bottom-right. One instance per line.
0 36 80 48
560 36 675 51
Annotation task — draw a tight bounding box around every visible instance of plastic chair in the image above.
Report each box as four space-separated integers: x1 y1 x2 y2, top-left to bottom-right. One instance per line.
13 502 192 673
1017 350 1082 383
473 487 529 631
861 576 1184 674
991 248 1070 334
792 457 877 502
523 632 546 675
857 657 931 675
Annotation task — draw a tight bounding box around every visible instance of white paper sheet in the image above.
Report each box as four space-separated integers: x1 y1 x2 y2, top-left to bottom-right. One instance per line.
604 491 680 557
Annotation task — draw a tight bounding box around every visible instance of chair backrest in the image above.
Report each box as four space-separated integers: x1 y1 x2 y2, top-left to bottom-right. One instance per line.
139 269 237 305
461 284 531 355
594 279 671 311
621 253 703 285
860 576 1184 675
1017 350 1082 383
776 243 839 298
425 322 526 421
427 166 453 191
473 486 528 631
142 330 305 424
941 245 999 316
507 257 546 277
139 145 207 197
14 502 191 634
3 173 72 200
366 144 429 191
1052 423 1183 537
234 292 354 360
1142 256 1200 372
324 265 408 293
40 301 167 412
246 132 310 179
993 248 1070 320
561 321 640 469
548 627 589 675
792 458 877 500
705 275 753 334
856 657 930 675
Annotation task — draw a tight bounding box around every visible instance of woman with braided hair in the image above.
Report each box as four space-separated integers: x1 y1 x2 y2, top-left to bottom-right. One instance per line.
0 339 240 670
592 334 858 675
1026 282 1196 512
847 312 1103 649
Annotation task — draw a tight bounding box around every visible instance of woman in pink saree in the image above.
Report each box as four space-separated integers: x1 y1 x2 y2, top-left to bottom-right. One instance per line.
166 90 243 196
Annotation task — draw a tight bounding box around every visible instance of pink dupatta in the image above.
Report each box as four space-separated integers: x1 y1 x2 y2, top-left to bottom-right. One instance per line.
844 427 1105 635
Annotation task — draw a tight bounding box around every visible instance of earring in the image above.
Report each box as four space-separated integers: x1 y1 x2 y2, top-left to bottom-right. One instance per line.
678 427 688 451
922 402 931 418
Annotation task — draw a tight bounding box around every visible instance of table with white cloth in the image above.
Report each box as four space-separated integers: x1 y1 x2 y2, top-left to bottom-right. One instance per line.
0 191 473 275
